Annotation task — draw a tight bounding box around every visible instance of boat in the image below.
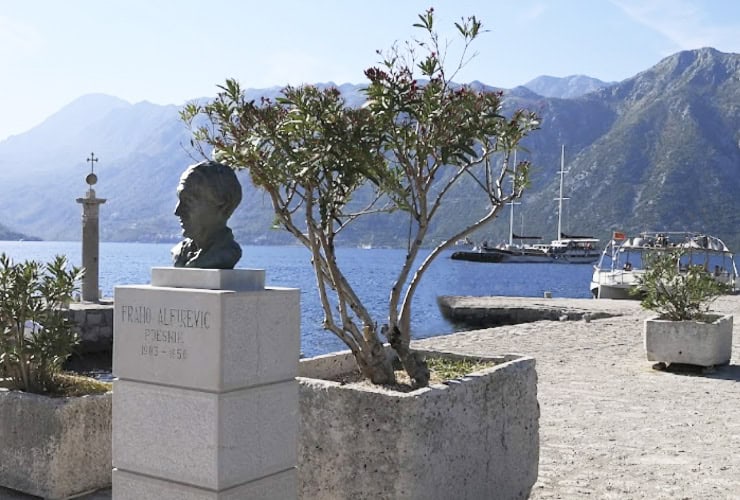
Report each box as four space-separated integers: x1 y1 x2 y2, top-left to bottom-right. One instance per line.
590 231 738 299
452 146 599 264
484 235 600 264
483 234 552 263
450 246 504 262
546 232 600 264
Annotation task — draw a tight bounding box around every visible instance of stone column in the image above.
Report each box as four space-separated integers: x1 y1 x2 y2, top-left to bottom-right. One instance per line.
112 268 300 499
76 189 106 302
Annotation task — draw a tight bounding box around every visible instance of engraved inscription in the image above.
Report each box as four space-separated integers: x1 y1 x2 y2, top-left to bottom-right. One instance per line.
120 305 152 324
144 329 185 343
158 307 210 329
140 344 188 360
120 303 212 362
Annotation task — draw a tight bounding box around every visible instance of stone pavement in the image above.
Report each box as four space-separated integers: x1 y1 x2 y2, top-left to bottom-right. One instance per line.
417 295 740 499
2 296 739 499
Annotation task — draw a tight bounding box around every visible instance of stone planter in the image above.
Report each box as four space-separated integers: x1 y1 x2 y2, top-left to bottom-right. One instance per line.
644 313 733 367
0 389 112 499
297 350 539 500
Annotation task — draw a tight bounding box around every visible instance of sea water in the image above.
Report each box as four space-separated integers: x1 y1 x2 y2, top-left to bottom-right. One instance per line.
0 241 594 356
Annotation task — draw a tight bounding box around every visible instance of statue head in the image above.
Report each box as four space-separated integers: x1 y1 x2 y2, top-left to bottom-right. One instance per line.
172 161 242 269
175 161 241 246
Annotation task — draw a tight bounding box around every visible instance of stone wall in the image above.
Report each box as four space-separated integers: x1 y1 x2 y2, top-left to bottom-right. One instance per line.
67 302 114 353
298 350 539 500
0 390 112 498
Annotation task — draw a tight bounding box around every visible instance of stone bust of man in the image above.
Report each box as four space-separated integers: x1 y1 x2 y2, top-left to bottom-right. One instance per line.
171 160 242 269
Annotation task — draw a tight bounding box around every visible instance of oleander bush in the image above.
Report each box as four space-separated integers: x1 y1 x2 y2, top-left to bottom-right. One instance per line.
636 250 729 321
0 254 84 394
183 9 539 387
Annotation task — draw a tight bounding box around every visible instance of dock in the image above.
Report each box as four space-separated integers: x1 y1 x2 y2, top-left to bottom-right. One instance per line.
437 294 642 327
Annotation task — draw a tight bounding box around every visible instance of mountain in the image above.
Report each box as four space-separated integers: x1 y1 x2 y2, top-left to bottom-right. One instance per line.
0 221 35 241
0 47 738 251
0 94 130 175
0 94 191 241
523 75 615 98
502 47 740 249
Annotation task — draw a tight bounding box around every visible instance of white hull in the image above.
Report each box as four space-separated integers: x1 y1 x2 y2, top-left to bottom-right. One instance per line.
499 254 553 263
590 267 645 298
590 283 637 299
489 246 600 264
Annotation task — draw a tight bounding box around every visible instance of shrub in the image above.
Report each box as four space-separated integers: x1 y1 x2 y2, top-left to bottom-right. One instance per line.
0 254 83 394
636 250 729 321
182 10 539 386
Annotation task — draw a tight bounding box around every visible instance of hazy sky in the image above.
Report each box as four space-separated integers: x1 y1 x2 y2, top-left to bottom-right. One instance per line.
1 0 739 141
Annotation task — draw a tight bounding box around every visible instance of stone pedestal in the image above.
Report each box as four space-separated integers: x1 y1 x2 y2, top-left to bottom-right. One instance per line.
112 268 300 499
76 189 106 303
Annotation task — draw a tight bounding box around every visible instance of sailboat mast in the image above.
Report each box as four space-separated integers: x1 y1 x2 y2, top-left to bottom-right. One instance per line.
557 145 567 241
509 150 517 246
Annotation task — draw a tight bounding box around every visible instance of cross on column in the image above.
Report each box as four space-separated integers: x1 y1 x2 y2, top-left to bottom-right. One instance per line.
86 152 99 174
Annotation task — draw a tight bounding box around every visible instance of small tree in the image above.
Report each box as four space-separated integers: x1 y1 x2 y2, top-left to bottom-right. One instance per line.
0 254 83 393
636 250 729 321
182 9 539 386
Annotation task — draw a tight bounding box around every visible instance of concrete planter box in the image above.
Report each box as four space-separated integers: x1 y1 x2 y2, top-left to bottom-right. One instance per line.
644 313 733 367
297 350 539 500
0 389 112 499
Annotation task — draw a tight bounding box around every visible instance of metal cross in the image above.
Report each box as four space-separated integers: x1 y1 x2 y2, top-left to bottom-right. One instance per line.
86 152 99 174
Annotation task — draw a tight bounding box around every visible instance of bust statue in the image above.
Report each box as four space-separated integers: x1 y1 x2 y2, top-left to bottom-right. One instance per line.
171 161 242 269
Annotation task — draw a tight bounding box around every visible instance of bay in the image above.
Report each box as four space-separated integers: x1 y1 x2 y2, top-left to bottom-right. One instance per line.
0 241 594 357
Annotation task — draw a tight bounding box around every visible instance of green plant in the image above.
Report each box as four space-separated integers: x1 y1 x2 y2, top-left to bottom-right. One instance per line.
635 250 729 321
181 9 539 387
51 373 112 397
425 357 493 382
0 254 83 394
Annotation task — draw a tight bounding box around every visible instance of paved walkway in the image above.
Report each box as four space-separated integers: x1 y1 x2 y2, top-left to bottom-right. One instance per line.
2 296 739 499
417 295 740 499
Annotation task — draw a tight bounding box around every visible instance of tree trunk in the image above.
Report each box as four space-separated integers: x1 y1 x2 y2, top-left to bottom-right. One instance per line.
387 325 430 387
353 333 396 385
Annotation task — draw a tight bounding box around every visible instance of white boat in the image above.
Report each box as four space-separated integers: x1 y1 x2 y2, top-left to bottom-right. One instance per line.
590 231 738 299
543 233 600 264
486 236 599 264
482 145 600 264
484 236 552 263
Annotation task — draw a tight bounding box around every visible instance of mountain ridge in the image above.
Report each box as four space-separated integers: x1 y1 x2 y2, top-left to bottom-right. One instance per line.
523 74 614 98
0 47 738 250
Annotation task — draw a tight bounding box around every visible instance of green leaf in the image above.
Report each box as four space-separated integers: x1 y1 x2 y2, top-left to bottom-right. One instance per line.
178 8 540 387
